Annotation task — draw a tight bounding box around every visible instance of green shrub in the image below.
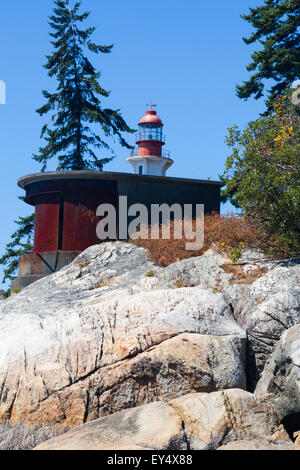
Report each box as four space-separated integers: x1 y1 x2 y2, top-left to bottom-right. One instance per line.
222 92 300 259
146 270 155 277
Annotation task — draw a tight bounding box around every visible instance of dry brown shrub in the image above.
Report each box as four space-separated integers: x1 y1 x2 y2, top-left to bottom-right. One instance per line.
130 212 261 267
210 285 224 294
220 264 269 285
94 279 112 288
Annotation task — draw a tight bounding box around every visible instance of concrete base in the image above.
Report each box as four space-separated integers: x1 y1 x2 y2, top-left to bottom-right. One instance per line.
12 251 81 290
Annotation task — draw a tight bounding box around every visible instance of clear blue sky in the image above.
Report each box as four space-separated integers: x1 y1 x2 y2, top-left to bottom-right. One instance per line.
0 0 266 284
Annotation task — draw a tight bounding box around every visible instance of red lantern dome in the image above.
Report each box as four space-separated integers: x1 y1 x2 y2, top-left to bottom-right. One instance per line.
139 110 163 126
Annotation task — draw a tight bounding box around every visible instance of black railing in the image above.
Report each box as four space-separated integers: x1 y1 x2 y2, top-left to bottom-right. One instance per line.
130 147 171 158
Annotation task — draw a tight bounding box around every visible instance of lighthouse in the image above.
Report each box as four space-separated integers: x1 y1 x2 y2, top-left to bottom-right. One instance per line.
12 106 223 290
127 105 173 176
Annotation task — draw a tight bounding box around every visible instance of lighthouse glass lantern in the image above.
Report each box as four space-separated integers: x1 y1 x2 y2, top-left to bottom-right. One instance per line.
127 105 173 176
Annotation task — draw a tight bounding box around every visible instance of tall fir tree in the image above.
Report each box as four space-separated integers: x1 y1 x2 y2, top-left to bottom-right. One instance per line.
33 0 134 170
1 0 134 289
236 0 300 110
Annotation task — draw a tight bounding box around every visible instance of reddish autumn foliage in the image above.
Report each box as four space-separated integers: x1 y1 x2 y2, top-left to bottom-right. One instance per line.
130 212 261 267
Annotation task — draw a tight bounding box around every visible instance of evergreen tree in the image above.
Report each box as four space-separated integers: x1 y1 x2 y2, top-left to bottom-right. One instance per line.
1 0 134 288
33 0 134 170
236 0 300 110
222 90 300 258
0 213 34 290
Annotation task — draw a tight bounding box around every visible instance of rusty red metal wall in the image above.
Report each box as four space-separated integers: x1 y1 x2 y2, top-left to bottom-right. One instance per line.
25 179 117 253
33 194 61 252
62 191 117 252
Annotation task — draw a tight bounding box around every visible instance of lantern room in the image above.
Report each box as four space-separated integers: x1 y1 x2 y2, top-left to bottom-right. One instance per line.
137 108 164 157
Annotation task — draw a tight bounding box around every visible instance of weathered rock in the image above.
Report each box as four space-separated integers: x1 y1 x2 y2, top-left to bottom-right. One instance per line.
34 389 290 450
217 439 294 450
294 432 300 450
0 242 246 427
157 252 273 309
34 401 186 450
0 422 66 450
153 255 300 388
0 241 298 431
255 325 300 424
169 388 288 450
233 259 300 389
24 332 246 426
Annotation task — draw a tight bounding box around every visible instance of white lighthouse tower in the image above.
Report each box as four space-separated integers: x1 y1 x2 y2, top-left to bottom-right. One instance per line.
127 105 173 176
